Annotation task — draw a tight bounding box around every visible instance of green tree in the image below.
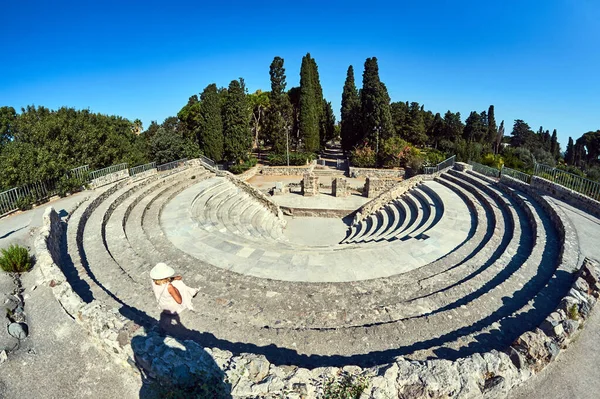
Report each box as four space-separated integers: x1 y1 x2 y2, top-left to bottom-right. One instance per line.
177 95 201 143
510 119 535 148
248 89 270 149
340 65 361 150
487 105 497 144
404 102 427 146
463 111 487 143
299 54 320 152
198 84 224 161
322 101 336 145
442 111 464 143
0 106 17 148
150 126 189 165
265 57 292 153
494 120 505 154
564 137 575 165
222 79 251 163
360 57 395 161
550 129 560 159
427 112 445 149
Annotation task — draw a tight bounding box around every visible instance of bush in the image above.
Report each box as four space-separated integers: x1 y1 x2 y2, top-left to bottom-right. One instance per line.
0 244 32 273
422 148 448 167
481 153 504 169
267 152 315 166
15 195 33 211
380 137 410 168
228 156 258 174
321 372 370 399
57 175 85 197
350 145 376 168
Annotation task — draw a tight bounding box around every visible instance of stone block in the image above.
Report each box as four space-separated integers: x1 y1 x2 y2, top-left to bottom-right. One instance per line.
301 173 319 197
332 177 349 197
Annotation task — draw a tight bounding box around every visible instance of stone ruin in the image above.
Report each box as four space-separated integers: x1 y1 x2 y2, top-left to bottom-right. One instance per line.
301 172 319 196
332 177 349 197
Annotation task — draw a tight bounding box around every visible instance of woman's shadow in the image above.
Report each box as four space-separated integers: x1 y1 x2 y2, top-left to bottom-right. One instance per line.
133 311 233 399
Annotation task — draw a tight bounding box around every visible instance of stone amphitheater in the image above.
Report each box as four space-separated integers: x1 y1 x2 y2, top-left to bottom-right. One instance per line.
30 157 600 398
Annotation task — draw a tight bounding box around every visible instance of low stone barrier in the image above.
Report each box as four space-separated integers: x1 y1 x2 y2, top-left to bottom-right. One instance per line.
260 162 316 176
349 166 405 179
280 206 353 218
130 168 158 182
89 169 130 189
530 176 600 219
364 177 400 198
236 165 260 181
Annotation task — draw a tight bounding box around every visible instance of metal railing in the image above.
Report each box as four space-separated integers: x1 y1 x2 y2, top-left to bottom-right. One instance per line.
89 163 128 181
469 161 501 178
69 165 89 181
534 163 600 201
501 166 531 184
129 162 156 177
424 155 456 175
199 155 216 169
157 158 187 173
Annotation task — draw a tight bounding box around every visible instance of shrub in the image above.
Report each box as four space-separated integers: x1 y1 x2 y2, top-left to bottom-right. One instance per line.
568 304 579 320
15 195 33 211
481 153 504 169
229 156 258 174
350 145 376 168
422 148 448 167
267 152 315 166
380 137 410 168
57 175 85 197
320 372 370 399
0 244 32 273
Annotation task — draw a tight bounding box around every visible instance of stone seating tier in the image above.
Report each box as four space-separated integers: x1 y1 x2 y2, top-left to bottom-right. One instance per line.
60 165 574 365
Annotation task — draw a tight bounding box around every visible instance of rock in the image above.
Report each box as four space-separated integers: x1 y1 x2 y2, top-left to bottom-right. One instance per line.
0 350 7 364
512 329 556 372
7 322 28 339
562 319 579 336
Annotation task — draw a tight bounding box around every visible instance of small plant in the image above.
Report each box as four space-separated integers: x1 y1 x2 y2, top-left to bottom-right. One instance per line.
0 244 32 273
320 371 370 399
191 175 196 179
15 195 34 211
568 304 580 320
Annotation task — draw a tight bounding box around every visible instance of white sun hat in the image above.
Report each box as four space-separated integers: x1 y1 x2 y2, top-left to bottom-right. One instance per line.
150 262 175 280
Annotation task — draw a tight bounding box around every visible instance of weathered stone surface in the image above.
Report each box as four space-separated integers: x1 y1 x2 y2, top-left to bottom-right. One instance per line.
301 173 319 197
332 177 349 197
7 322 28 339
530 175 600 219
349 166 405 179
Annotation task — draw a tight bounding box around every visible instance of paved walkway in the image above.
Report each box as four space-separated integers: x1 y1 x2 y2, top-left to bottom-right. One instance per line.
510 198 600 399
283 216 349 246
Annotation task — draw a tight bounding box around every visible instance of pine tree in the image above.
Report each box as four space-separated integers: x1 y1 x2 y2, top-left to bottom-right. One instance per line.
360 57 394 158
299 54 320 152
550 129 559 159
265 57 292 154
428 112 444 149
222 79 251 163
340 65 361 150
443 111 464 143
198 84 224 161
463 111 486 143
177 95 201 143
405 102 427 145
565 136 575 165
487 105 498 144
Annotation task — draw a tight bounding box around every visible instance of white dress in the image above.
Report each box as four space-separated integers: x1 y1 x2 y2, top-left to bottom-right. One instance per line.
152 280 198 314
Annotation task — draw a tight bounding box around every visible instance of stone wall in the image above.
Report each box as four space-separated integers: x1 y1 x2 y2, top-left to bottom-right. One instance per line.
89 169 129 189
130 168 158 182
236 165 260 181
364 177 400 198
454 162 473 172
280 206 353 218
530 176 600 219
34 204 600 398
260 162 316 176
301 173 319 197
349 167 405 179
332 177 349 197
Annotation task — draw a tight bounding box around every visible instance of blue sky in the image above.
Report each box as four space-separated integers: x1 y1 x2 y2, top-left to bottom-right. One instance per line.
1 0 599 149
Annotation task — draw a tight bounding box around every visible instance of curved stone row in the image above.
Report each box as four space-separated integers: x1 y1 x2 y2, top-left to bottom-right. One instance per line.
55 164 579 368
35 202 599 398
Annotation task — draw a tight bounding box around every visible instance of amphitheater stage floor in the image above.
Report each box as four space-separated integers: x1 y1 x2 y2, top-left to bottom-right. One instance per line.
246 174 366 190
270 192 369 210
282 216 349 246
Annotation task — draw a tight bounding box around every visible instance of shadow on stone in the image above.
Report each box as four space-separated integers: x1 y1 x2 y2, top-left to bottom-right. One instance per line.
134 312 232 399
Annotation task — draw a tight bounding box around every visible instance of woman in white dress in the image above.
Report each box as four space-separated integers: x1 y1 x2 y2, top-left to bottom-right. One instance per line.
150 263 198 314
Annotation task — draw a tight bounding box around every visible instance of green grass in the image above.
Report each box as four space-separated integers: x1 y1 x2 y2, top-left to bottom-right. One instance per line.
0 244 32 273
321 372 370 399
568 304 580 320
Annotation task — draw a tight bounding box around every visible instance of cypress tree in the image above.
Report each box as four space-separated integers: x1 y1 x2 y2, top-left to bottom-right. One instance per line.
550 129 559 159
265 57 292 154
310 57 326 147
340 65 361 151
197 84 224 161
322 101 336 145
487 105 497 144
495 120 505 154
222 79 251 163
360 57 394 156
565 136 575 165
299 54 320 152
